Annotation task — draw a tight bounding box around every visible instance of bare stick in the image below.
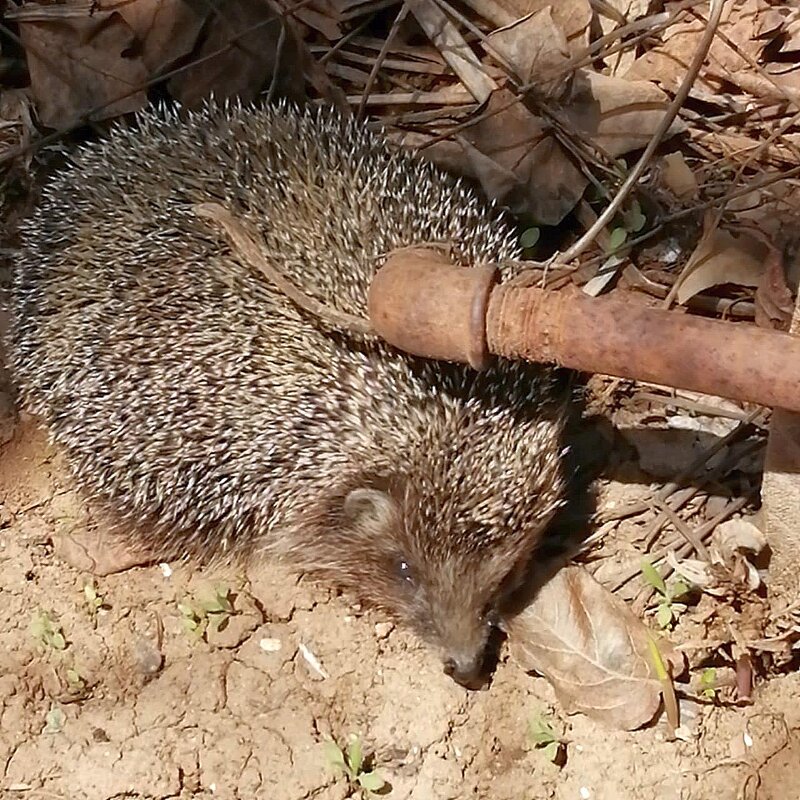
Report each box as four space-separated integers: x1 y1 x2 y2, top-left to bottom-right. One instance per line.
555 0 726 265
194 203 372 335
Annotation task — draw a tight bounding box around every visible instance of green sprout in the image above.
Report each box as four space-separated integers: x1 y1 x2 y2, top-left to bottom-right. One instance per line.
700 668 719 700
528 712 565 764
83 581 109 619
641 559 690 629
30 610 66 651
520 226 541 251
324 734 386 797
178 584 236 641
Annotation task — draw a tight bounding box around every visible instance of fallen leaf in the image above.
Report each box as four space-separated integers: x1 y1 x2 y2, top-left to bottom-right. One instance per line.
505 565 683 730
660 152 699 199
485 7 570 96
13 4 148 128
755 245 795 331
453 88 586 225
462 0 591 53
564 70 685 158
596 0 649 76
676 228 768 305
115 0 205 76
168 0 306 107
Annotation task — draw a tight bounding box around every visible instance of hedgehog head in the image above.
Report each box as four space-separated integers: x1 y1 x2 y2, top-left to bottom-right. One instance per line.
294 402 566 688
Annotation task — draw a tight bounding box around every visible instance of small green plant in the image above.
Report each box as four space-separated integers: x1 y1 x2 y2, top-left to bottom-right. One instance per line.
65 666 86 692
30 610 66 651
528 712 565 764
83 581 109 619
641 559 690 629
520 226 541 252
43 705 66 734
700 667 719 700
178 584 236 640
324 734 386 797
607 198 647 255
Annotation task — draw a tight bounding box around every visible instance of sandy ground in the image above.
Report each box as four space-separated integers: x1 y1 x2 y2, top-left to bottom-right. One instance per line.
0 356 798 800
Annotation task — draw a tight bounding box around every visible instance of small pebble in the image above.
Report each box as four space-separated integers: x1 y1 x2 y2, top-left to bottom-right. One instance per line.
580 788 591 800
259 637 282 653
132 636 164 676
159 562 173 578
374 621 394 639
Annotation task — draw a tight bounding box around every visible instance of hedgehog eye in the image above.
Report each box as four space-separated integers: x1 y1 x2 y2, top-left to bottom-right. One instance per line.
482 604 499 627
395 558 415 586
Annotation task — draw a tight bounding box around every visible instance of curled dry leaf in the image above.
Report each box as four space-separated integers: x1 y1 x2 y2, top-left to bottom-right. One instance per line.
168 0 307 107
755 244 795 331
485 7 571 97
675 228 769 306
505 566 683 731
114 0 205 76
12 4 148 128
659 152 699 200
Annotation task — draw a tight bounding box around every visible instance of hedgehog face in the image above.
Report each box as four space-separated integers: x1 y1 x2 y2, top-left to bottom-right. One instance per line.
334 484 550 688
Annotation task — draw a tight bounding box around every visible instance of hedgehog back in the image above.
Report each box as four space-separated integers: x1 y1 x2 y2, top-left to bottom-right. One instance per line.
9 102 554 562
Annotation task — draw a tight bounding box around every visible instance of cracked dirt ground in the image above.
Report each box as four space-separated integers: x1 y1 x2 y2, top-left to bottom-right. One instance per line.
1 366 799 800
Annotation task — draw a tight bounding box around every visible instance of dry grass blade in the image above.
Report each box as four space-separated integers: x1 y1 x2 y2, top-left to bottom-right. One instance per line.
404 0 496 102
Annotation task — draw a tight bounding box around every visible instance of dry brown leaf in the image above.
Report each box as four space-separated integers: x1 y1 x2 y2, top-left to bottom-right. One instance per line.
660 152 699 199
596 0 649 76
13 4 148 128
625 0 773 95
452 88 585 225
564 70 685 158
428 65 682 225
755 245 795 331
505 566 682 730
115 0 205 75
676 228 768 306
485 6 570 96
462 0 591 53
168 0 306 107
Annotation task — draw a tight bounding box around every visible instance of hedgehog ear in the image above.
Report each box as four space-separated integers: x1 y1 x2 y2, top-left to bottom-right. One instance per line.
343 488 398 528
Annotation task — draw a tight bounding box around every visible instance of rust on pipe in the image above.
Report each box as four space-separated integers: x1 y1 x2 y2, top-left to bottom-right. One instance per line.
486 283 800 412
367 249 800 414
368 248 499 370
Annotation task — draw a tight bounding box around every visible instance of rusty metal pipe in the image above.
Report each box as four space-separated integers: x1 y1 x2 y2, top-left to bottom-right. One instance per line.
367 249 800 413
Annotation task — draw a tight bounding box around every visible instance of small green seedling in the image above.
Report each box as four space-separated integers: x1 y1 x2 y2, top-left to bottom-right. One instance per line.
520 226 541 251
30 610 66 651
606 198 647 256
83 581 109 619
65 666 86 692
324 734 386 797
700 668 719 700
178 584 236 640
641 559 690 629
43 705 66 734
528 712 565 764
622 198 647 234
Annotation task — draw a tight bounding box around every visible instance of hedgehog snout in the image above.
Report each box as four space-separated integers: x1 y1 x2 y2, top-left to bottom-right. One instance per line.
442 651 487 689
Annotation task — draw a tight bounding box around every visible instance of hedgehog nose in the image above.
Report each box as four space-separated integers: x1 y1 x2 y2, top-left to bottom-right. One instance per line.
443 655 485 689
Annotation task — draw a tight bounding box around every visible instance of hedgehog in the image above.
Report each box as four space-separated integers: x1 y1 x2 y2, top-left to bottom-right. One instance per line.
8 100 569 687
